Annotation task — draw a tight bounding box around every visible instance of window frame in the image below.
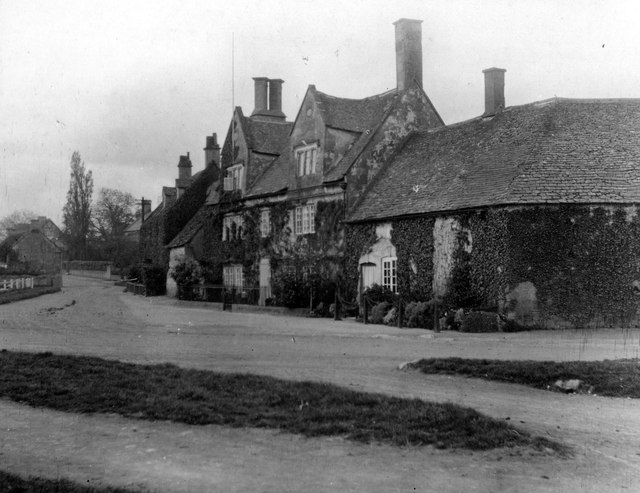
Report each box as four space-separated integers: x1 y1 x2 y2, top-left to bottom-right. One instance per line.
381 256 398 293
294 203 315 235
260 209 271 238
223 264 244 289
295 143 319 176
222 214 244 241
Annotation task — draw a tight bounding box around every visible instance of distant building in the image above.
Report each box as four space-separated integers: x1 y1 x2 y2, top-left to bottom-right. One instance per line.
0 226 62 273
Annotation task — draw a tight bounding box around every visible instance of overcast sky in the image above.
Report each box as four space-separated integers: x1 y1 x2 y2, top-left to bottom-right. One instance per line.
2 0 640 225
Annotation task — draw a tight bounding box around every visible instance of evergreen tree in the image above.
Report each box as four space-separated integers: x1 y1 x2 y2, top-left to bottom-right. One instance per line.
62 151 93 260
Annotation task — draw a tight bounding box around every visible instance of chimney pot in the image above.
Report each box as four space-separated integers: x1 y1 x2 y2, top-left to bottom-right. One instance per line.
482 67 506 116
252 77 269 116
394 18 423 91
268 79 285 117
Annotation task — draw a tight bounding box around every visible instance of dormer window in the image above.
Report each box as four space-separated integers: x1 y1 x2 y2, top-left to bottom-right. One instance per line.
224 164 244 191
295 143 318 176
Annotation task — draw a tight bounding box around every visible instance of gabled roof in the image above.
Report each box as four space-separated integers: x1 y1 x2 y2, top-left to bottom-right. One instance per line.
166 207 208 248
314 87 397 132
234 107 292 156
349 98 640 222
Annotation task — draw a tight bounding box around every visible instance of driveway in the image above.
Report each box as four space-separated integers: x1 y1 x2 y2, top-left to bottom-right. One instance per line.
1 275 639 492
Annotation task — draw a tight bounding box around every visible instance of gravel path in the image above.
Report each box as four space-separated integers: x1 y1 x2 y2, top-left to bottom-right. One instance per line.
1 275 639 492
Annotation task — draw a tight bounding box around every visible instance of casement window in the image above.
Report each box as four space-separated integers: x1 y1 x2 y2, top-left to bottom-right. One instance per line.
223 164 244 191
382 257 397 293
223 264 244 289
223 214 244 241
294 203 315 235
295 143 318 176
260 209 271 238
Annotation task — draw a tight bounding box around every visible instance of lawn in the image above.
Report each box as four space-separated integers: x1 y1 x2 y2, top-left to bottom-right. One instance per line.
0 470 143 492
0 350 566 453
407 358 640 398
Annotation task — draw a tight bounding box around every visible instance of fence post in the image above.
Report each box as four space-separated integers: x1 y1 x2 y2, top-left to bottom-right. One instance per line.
363 296 368 324
397 299 403 328
433 299 440 333
334 289 340 321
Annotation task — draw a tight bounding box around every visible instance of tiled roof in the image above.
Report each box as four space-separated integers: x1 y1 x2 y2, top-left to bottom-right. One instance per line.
350 98 640 221
166 207 208 248
244 118 292 155
245 149 289 197
314 88 397 132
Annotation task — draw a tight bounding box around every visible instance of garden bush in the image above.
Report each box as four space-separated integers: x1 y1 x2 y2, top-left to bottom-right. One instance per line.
370 301 391 324
363 283 398 305
404 301 433 329
141 264 166 296
459 311 500 333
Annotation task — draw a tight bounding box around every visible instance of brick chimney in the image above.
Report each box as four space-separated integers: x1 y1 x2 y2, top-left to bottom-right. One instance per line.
252 77 269 116
267 79 285 118
394 18 423 91
176 152 192 198
482 67 506 116
204 133 221 168
252 77 286 120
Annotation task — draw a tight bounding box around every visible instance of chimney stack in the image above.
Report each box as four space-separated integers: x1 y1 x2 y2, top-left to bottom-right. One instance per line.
252 77 269 116
482 67 506 116
268 79 285 117
204 133 221 168
176 153 192 198
394 18 423 91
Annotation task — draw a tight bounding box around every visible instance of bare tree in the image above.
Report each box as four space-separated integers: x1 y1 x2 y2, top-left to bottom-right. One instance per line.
93 188 136 266
62 151 93 260
0 210 38 241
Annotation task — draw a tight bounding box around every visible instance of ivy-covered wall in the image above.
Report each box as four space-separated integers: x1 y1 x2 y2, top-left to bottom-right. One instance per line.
391 217 436 301
459 205 640 328
347 205 640 328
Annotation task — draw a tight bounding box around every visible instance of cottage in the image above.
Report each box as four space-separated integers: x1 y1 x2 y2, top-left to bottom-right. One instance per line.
347 68 640 328
0 227 62 274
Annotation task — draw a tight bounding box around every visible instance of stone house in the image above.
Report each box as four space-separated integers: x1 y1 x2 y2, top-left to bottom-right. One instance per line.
139 150 221 273
0 227 62 273
346 68 640 328
166 19 443 305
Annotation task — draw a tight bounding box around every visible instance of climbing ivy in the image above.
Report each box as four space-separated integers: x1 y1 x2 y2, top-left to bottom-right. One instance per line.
343 222 377 300
450 206 640 327
391 217 435 302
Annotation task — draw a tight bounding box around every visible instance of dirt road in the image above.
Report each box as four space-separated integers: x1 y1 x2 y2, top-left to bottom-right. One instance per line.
1 276 639 492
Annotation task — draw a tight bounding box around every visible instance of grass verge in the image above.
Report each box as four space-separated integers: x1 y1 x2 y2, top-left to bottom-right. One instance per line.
407 358 640 398
0 350 566 453
0 470 143 492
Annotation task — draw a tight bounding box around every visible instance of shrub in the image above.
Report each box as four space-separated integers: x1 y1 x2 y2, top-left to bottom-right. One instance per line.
170 256 207 300
126 264 141 281
363 283 398 305
272 270 308 308
459 311 500 333
404 301 434 329
370 301 391 324
141 264 166 296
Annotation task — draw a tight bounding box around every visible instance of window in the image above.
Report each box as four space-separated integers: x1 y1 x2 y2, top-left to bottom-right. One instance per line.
294 203 315 235
223 164 244 191
295 144 318 176
260 209 271 238
223 214 244 241
382 257 397 293
223 264 244 289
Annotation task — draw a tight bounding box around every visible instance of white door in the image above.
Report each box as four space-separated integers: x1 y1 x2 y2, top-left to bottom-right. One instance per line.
360 263 377 293
259 258 271 306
